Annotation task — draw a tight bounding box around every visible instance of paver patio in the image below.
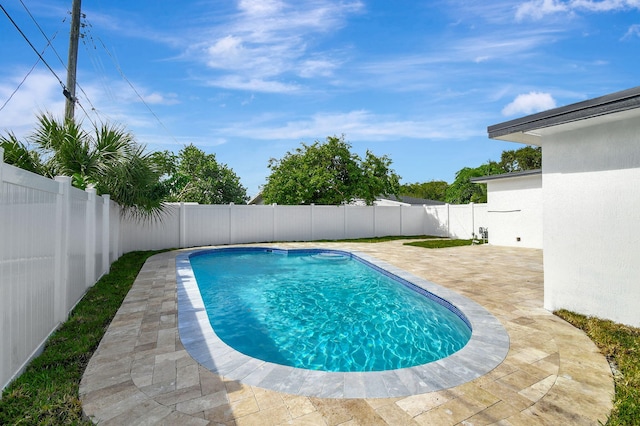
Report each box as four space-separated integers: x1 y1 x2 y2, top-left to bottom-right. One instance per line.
80 242 614 425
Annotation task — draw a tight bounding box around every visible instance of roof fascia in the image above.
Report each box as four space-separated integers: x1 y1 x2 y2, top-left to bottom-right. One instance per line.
488 86 640 140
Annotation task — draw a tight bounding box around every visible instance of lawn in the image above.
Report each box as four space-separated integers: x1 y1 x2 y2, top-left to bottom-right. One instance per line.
404 238 483 248
555 310 640 425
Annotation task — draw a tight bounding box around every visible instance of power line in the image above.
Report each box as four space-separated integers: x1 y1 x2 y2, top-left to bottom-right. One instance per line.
0 56 41 114
82 19 116 103
0 4 69 94
95 36 181 145
18 0 68 69
5 1 103 125
1 2 178 144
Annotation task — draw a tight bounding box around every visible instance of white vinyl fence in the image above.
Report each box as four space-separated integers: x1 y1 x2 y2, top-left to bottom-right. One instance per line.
0 146 486 392
0 149 118 392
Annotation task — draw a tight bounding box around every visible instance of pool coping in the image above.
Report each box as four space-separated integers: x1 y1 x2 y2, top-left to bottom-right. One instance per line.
176 247 510 398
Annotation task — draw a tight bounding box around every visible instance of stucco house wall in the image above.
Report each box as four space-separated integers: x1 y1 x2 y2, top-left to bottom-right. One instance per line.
540 116 640 327
488 86 640 327
474 172 543 249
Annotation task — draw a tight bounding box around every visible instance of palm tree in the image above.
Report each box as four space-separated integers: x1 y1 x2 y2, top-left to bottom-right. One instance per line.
0 132 44 174
1 113 165 219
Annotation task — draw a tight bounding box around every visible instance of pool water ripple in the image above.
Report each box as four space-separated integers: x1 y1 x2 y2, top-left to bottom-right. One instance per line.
189 249 471 372
176 247 510 398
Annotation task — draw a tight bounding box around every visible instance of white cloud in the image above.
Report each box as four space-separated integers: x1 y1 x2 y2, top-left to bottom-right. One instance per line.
191 1 364 92
206 75 301 93
622 23 640 39
571 0 640 12
142 92 180 105
237 0 285 16
216 110 485 141
298 59 339 78
516 0 640 21
0 71 65 138
502 92 557 116
516 0 569 21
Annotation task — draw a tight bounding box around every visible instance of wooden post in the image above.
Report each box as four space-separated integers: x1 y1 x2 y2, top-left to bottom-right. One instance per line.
64 0 82 121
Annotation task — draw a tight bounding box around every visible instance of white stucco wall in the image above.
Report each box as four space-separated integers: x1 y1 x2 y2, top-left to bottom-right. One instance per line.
541 114 640 327
485 174 543 249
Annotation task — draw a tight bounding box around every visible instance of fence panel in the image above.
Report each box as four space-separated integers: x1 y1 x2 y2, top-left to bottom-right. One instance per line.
230 205 275 244
184 204 231 247
67 186 88 309
374 206 402 237
344 207 375 239
274 206 312 242
118 204 180 253
424 205 449 237
473 204 488 238
311 205 346 240
108 200 121 263
401 206 427 236
0 161 59 392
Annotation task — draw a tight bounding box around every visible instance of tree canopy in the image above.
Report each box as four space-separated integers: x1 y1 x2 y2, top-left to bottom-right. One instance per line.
1 114 165 219
261 136 400 205
499 146 541 172
157 144 248 205
400 180 449 202
444 162 504 204
399 145 542 204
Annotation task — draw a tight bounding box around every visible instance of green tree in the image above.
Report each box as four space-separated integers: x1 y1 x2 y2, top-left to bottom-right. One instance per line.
262 136 400 205
0 133 44 174
445 162 503 204
160 144 248 204
1 113 165 219
500 145 541 172
400 180 449 202
442 145 542 204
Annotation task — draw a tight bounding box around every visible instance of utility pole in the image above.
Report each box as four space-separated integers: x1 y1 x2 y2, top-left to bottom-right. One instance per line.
64 0 82 122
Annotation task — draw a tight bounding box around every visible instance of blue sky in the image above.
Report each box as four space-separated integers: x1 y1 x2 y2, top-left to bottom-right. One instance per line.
1 0 639 197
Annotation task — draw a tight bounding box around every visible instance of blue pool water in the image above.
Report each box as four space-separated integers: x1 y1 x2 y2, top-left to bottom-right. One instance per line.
189 248 472 372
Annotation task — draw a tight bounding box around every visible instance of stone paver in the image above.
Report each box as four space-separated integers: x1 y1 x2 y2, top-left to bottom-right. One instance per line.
80 242 614 425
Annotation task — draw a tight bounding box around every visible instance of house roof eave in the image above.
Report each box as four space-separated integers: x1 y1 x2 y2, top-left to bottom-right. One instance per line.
470 169 542 184
487 86 640 142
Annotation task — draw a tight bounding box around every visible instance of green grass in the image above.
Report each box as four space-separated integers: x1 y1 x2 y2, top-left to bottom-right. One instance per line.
316 235 442 243
404 238 483 248
0 250 165 425
555 310 640 425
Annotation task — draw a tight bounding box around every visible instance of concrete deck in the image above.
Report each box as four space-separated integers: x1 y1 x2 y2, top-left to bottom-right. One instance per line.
80 242 614 425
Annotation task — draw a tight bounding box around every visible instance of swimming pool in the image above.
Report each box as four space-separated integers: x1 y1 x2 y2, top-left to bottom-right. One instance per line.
176 246 509 398
189 248 471 372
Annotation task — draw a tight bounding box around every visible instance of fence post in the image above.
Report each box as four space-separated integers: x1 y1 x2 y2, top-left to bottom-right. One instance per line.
470 202 475 240
446 203 451 238
228 204 233 244
373 205 377 237
85 187 97 288
310 204 315 241
54 176 72 324
343 205 347 239
101 195 110 276
114 203 122 260
179 202 186 248
0 147 4 201
0 146 4 184
272 203 277 242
